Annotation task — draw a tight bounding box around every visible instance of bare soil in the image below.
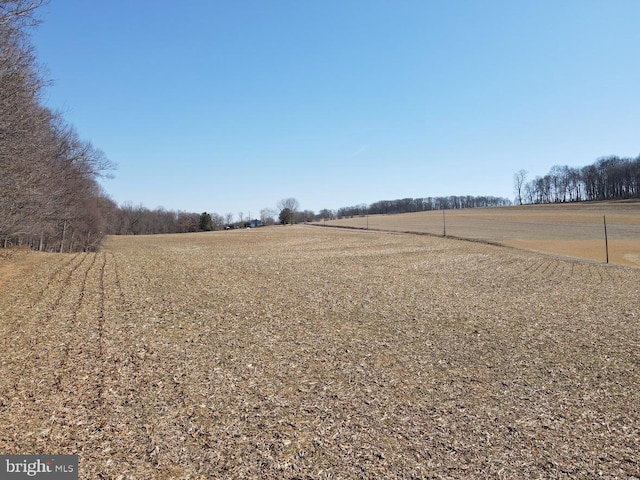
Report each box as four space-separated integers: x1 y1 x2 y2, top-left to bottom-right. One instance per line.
1 227 639 479
316 200 640 267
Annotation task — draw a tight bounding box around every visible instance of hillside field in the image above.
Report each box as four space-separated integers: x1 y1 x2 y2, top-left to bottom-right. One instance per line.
314 200 640 267
0 226 638 479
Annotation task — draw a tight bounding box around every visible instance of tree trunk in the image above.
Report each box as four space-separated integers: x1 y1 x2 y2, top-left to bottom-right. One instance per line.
60 219 67 253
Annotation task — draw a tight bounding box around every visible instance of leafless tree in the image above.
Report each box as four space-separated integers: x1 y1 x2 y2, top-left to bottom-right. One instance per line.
211 213 224 230
295 210 315 223
521 156 639 205
513 169 527 205
277 198 299 225
318 209 335 220
260 208 276 225
0 1 46 28
0 1 118 251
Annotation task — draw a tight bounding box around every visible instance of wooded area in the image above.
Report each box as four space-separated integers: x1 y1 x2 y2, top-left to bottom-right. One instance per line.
0 1 114 251
0 2 213 247
516 155 640 205
332 196 512 219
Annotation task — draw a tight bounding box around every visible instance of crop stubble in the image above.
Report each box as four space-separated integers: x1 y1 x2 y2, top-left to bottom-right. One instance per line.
317 201 640 267
0 226 638 479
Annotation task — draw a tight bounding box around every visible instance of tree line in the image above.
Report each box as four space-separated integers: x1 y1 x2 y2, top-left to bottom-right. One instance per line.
329 195 511 219
106 203 280 235
105 204 225 235
1 1 114 251
515 155 640 205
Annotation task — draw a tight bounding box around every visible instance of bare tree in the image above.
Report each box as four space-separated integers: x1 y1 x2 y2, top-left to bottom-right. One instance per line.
295 209 315 223
277 198 299 225
106 204 231 235
0 1 46 29
514 170 527 205
520 155 639 205
1 0 118 252
211 213 224 230
318 209 335 220
260 208 276 226
177 212 197 233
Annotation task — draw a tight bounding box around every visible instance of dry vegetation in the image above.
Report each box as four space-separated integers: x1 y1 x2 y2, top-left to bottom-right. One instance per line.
316 200 640 267
1 226 639 479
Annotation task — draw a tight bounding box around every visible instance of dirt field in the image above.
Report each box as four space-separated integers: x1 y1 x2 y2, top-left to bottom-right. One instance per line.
1 227 639 479
315 200 640 267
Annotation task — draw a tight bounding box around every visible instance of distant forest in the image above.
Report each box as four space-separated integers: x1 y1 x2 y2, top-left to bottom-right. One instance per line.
516 155 640 205
330 196 511 219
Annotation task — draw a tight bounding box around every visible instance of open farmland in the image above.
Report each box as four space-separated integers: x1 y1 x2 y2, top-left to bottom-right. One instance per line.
1 227 639 479
315 200 640 267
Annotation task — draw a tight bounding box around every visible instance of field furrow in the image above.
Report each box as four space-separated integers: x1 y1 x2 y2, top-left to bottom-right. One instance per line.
1 226 638 478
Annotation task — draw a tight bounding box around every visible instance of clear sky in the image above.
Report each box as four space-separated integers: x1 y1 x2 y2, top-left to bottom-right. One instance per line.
31 0 640 217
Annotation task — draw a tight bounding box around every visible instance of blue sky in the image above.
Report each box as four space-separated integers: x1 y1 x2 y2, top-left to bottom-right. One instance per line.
31 1 640 216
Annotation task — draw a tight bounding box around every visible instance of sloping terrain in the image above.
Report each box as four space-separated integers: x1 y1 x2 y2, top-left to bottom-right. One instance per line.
316 200 640 266
1 227 638 478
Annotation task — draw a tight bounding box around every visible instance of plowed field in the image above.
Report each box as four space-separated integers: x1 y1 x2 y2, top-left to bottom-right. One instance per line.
315 200 640 267
1 227 638 479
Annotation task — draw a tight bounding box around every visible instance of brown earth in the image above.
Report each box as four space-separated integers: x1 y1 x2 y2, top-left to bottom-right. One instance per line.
316 200 640 267
0 227 639 479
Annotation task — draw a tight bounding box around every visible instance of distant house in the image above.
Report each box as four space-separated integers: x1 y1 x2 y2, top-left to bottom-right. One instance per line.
247 219 263 228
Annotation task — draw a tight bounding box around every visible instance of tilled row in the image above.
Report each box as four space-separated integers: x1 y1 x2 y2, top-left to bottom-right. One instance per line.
1 227 639 479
